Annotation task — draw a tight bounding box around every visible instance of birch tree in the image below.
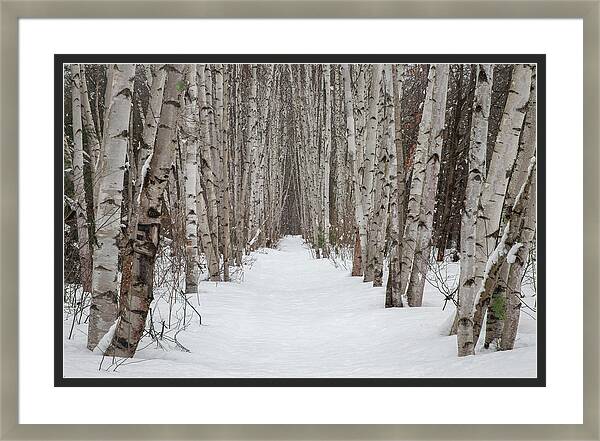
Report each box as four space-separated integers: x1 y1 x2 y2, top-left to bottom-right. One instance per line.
322 64 332 255
134 66 166 204
386 64 406 307
245 64 259 250
182 64 200 293
198 65 221 280
456 64 494 356
405 64 449 306
362 65 381 282
399 65 435 305
219 65 233 281
79 66 102 210
470 64 533 345
87 63 135 350
342 64 367 276
369 65 393 287
497 70 537 350
472 157 537 349
70 64 92 293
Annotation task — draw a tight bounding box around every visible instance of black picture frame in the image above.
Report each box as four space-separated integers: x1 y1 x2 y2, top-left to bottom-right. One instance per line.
55 53 546 388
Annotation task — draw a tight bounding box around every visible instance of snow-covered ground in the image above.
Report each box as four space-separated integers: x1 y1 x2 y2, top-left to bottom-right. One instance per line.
63 235 536 378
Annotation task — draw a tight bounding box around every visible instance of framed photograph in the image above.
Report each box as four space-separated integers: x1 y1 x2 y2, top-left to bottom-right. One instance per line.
56 53 544 388
2 0 597 438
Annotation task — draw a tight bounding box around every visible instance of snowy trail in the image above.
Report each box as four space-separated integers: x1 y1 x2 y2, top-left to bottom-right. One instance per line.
64 235 536 378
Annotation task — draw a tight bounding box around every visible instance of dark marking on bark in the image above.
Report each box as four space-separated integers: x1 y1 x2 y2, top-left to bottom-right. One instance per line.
477 66 488 83
116 87 132 99
147 207 161 218
114 336 132 349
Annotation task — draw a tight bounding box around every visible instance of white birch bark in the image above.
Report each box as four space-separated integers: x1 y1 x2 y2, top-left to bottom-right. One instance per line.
362 65 381 282
197 170 221 280
203 65 221 257
471 64 533 343
386 64 407 307
182 64 200 293
499 72 537 350
198 65 221 278
254 65 275 248
217 64 233 281
79 66 101 210
231 65 244 264
399 65 435 303
246 64 260 249
342 64 367 276
456 64 494 356
476 64 532 259
93 64 116 205
322 64 332 254
71 64 92 293
405 64 450 306
355 65 367 169
87 63 135 350
500 196 536 350
134 66 166 203
371 64 394 287
472 158 537 348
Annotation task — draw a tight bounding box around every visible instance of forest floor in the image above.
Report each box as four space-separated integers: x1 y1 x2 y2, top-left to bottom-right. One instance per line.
63 235 537 378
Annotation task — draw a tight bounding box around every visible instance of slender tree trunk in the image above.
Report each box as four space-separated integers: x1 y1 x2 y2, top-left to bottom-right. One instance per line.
134 66 166 204
371 66 393 287
405 64 450 306
355 65 367 168
197 171 221 279
93 64 116 206
362 65 381 282
183 64 200 294
456 64 494 356
245 64 259 251
498 70 537 350
399 64 434 304
341 64 367 277
205 65 222 257
386 64 407 307
71 64 92 293
79 65 101 212
219 65 233 281
198 65 221 280
231 65 244 265
322 64 332 256
87 63 135 351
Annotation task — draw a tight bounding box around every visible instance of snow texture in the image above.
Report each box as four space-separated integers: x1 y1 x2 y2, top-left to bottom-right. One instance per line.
64 236 536 378
92 318 120 355
137 152 153 204
507 242 524 264
512 156 536 210
248 228 261 247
